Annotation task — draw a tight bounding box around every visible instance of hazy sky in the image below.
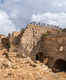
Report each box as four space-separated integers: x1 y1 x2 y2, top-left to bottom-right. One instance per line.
0 0 66 34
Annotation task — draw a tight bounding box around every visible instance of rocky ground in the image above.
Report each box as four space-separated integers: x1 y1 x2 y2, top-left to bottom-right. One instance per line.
0 55 66 80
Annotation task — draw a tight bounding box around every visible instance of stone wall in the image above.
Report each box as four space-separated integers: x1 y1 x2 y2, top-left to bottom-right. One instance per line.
20 29 66 68
40 33 66 68
8 24 61 64
20 24 59 57
0 24 64 70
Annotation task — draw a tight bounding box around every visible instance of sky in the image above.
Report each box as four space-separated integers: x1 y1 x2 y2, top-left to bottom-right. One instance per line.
0 0 66 34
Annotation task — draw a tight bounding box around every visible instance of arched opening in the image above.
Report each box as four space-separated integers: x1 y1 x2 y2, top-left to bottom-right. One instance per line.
1 38 10 51
35 52 44 62
52 59 66 72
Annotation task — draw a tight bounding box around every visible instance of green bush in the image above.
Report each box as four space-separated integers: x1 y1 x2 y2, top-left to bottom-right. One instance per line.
43 33 48 37
43 31 50 37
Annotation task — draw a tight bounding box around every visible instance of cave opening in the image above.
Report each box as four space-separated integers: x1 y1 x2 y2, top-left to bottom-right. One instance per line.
52 59 66 72
36 52 44 63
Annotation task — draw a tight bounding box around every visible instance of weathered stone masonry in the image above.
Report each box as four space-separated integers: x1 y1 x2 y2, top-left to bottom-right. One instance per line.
19 25 66 70
8 24 66 71
20 24 58 57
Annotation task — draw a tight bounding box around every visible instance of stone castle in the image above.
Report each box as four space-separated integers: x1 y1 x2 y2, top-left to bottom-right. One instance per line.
0 24 66 72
